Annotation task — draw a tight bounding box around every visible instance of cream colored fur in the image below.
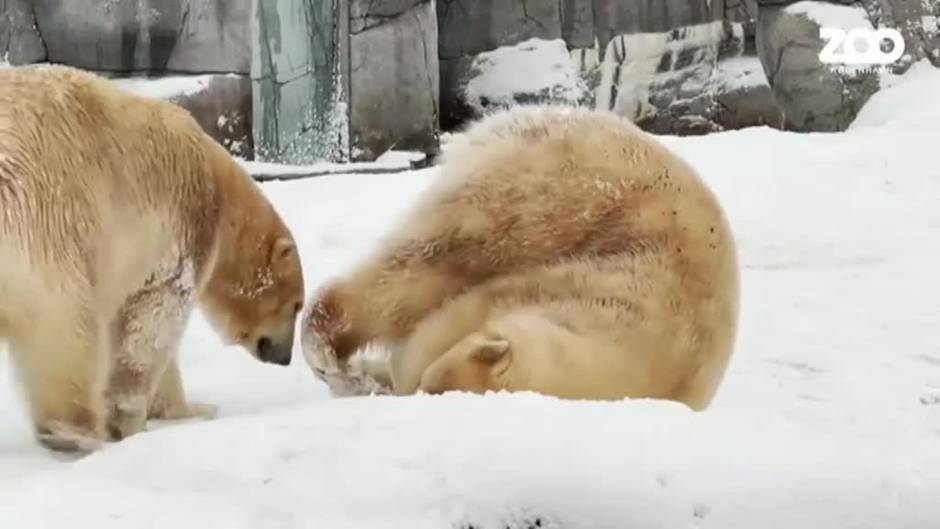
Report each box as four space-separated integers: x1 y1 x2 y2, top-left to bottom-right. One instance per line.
0 65 304 452
302 104 739 409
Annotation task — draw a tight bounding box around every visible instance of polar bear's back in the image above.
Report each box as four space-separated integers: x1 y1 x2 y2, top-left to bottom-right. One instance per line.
405 105 735 282
0 65 223 316
0 65 212 211
0 66 218 252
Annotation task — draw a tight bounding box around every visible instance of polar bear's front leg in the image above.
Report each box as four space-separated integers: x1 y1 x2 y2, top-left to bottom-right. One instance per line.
105 281 193 441
147 357 217 421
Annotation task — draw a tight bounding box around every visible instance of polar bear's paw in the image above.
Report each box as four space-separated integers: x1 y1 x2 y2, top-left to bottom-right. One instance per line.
37 421 104 454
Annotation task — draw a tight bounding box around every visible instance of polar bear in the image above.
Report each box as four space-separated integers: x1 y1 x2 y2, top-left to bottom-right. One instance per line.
0 65 305 452
302 104 739 409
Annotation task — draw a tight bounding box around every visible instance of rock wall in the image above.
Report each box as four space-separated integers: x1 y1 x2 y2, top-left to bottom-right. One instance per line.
440 0 784 135
251 0 347 165
2 0 441 164
33 0 251 74
348 0 439 161
250 0 440 163
1 0 253 158
3 0 938 164
590 22 784 134
1 0 45 64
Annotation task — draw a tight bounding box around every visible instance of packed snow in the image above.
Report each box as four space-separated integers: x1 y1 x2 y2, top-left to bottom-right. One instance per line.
2 60 940 527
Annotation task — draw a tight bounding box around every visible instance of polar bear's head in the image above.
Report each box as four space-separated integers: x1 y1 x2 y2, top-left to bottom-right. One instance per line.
202 232 305 366
199 163 306 367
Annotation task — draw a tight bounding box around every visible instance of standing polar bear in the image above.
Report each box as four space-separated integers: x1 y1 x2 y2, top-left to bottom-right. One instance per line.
0 65 305 452
302 105 739 410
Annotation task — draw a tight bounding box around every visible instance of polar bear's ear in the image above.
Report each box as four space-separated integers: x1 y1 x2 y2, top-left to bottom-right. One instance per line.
271 237 296 262
472 339 510 364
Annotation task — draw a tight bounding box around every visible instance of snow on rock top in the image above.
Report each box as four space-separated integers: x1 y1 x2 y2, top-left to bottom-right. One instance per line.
112 75 215 101
784 1 873 30
714 56 772 91
463 38 587 115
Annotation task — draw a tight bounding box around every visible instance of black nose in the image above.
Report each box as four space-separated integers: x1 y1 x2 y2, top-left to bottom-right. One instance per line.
257 336 291 366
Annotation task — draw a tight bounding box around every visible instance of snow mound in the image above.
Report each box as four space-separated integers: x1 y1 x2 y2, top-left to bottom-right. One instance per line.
851 59 940 129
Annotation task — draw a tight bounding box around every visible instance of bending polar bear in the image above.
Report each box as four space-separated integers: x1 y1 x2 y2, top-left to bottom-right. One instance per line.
302 105 739 410
0 65 304 452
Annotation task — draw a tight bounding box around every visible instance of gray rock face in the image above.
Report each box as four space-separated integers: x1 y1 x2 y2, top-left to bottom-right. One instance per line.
561 0 595 48
713 60 786 131
1 0 46 64
251 0 347 164
725 0 760 52
438 0 561 61
438 0 561 127
165 0 252 73
348 0 439 160
32 0 250 73
858 0 940 67
590 0 721 50
727 0 760 21
756 1 882 131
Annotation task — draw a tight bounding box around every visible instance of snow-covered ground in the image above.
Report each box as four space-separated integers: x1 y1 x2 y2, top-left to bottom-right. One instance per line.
1 61 940 527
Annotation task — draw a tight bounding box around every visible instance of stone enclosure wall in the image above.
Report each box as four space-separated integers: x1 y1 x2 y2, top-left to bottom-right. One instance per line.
2 0 938 164
439 0 780 135
251 0 439 164
1 0 255 158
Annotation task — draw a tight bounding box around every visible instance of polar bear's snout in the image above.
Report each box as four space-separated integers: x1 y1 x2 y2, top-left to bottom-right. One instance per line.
256 333 293 366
